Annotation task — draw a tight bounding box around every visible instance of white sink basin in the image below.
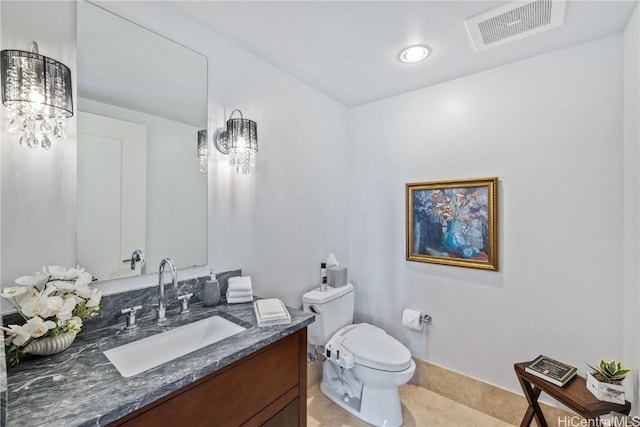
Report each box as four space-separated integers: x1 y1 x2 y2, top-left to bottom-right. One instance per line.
104 316 246 377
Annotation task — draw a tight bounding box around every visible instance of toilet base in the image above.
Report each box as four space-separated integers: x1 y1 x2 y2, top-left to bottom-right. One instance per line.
320 361 404 427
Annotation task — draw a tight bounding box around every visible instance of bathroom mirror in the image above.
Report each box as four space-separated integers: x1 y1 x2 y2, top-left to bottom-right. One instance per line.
77 1 208 281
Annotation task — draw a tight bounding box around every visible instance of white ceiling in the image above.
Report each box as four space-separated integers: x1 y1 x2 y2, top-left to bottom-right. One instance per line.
168 0 638 107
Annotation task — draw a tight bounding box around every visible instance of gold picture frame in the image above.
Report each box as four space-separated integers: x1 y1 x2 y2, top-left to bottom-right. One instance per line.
406 177 498 271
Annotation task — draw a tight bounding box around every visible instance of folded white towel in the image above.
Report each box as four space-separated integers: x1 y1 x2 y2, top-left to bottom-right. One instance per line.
227 295 253 304
228 276 253 292
227 290 253 298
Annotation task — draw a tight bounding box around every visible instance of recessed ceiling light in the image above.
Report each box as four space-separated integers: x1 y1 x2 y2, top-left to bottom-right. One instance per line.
398 45 430 63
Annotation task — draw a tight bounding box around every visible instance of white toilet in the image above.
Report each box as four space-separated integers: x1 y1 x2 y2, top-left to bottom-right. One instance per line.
303 284 416 427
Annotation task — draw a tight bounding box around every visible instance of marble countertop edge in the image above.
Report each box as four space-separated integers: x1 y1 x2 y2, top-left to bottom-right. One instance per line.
7 300 314 427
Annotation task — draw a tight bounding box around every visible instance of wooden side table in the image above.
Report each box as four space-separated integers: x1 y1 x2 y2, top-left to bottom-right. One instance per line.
514 362 631 427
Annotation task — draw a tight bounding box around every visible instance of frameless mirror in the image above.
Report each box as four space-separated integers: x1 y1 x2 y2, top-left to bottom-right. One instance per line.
77 1 208 281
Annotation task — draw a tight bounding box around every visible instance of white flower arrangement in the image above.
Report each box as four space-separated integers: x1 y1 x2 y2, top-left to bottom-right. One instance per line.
1 265 102 366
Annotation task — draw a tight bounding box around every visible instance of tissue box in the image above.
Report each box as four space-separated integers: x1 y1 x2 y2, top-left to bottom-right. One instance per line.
328 266 348 287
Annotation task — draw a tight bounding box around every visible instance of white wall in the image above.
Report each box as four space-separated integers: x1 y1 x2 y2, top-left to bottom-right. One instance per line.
95 2 351 308
1 1 635 406
205 26 351 307
0 1 351 308
349 35 625 394
623 3 640 410
0 1 77 284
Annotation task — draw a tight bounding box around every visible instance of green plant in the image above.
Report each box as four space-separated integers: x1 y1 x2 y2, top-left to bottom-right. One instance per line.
587 358 634 384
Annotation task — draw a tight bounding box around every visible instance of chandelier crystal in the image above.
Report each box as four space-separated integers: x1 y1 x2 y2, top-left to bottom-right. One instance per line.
1 42 73 150
197 129 208 174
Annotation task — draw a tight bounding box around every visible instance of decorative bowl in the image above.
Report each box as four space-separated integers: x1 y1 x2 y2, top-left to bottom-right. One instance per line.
24 331 77 356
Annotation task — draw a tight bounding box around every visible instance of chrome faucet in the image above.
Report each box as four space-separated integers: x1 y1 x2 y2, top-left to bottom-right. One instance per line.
129 249 146 274
157 258 178 323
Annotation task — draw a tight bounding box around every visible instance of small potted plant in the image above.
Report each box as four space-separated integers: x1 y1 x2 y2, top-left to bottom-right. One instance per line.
586 358 633 404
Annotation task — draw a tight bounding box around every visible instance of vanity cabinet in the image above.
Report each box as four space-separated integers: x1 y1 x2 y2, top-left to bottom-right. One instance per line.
110 328 307 427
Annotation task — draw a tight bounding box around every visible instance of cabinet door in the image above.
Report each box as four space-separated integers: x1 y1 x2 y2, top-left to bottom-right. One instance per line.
262 398 299 427
116 333 300 427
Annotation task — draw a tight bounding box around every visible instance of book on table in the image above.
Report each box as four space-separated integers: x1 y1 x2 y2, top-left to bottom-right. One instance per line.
525 355 578 387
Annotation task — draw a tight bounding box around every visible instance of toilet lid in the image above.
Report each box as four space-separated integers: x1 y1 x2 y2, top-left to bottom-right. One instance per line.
340 324 412 372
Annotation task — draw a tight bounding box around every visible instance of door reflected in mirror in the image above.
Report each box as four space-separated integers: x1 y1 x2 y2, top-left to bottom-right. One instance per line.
77 1 208 281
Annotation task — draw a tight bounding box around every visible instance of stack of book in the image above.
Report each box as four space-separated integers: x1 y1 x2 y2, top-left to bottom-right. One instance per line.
525 355 577 387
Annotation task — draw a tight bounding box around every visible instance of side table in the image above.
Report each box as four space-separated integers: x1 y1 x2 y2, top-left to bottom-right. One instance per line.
514 362 631 427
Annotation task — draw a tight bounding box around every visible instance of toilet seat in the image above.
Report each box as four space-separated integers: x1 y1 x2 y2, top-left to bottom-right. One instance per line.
330 323 412 372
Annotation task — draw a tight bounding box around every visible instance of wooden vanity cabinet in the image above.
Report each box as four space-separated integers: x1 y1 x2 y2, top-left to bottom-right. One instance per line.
111 328 307 427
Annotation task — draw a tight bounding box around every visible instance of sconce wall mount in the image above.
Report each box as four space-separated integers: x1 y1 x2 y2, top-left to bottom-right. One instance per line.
214 109 258 174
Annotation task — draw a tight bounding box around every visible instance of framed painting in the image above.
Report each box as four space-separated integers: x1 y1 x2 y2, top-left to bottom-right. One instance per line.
406 177 498 271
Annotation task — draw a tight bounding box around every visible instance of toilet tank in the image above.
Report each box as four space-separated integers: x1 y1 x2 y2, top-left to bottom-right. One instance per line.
302 283 354 346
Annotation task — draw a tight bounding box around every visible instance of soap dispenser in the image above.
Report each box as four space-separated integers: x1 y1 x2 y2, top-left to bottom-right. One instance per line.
203 271 221 306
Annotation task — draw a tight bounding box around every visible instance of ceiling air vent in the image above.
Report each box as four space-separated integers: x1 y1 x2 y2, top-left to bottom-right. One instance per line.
465 0 566 52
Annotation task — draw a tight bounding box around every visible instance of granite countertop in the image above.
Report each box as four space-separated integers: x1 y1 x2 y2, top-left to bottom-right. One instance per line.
6 301 314 427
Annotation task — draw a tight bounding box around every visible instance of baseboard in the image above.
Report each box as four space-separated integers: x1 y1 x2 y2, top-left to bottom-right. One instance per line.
307 357 575 425
409 358 574 426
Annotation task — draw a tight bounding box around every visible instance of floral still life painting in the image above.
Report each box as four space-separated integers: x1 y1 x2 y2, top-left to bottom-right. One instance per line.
406 177 498 270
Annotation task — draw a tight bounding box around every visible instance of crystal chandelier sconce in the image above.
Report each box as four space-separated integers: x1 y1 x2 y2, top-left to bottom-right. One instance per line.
1 41 73 150
214 109 258 174
197 129 208 174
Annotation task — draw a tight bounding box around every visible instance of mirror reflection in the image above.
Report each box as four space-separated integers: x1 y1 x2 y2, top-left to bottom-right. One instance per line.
77 1 208 281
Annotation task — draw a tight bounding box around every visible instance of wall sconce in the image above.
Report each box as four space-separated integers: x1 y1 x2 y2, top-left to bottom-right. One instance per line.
1 41 73 150
214 109 258 174
197 129 208 175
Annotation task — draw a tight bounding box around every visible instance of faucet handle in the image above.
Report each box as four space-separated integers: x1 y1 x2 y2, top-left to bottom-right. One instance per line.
178 293 193 314
121 305 143 329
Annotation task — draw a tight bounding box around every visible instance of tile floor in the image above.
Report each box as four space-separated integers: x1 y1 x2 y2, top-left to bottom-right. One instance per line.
307 383 515 427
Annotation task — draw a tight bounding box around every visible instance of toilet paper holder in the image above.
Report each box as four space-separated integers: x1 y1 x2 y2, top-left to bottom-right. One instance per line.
402 308 433 331
420 314 433 325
